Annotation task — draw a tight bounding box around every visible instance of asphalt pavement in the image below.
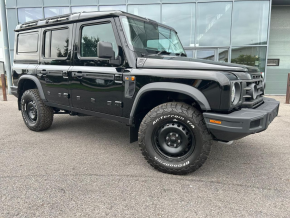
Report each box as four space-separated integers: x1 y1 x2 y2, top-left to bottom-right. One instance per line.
0 93 289 217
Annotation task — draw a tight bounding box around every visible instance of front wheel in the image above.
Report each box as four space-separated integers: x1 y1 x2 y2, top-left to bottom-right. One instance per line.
21 89 54 131
138 102 212 175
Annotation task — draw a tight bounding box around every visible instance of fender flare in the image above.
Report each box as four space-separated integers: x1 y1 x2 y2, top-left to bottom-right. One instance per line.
129 82 211 125
18 75 46 100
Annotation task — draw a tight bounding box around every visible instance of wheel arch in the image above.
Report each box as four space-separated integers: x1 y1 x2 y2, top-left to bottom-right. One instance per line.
17 75 46 110
129 82 211 143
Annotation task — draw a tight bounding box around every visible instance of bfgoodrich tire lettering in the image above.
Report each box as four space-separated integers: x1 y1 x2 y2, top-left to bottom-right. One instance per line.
21 89 54 131
138 102 212 175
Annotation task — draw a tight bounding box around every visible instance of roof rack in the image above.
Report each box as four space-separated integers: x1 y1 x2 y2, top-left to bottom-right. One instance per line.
15 10 175 32
18 13 78 30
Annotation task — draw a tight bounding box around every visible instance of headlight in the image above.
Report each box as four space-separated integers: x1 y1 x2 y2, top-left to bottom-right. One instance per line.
231 85 236 103
231 82 241 105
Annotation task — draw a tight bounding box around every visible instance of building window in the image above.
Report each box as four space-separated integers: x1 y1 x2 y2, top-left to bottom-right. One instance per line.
44 7 70 18
128 0 159 3
18 32 38 53
18 8 43 24
196 2 232 47
232 1 270 46
81 23 118 58
185 50 193 58
99 0 126 4
99 5 126 11
71 6 98 13
128 4 161 22
162 3 195 47
44 28 69 58
218 49 229 63
231 47 267 73
196 50 215 61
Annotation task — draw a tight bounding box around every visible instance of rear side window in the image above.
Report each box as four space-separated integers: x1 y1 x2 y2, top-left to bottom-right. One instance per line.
44 28 69 58
80 23 118 58
18 33 38 53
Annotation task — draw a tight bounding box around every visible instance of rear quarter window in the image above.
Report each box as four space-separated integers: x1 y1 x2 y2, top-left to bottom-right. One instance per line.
17 32 39 53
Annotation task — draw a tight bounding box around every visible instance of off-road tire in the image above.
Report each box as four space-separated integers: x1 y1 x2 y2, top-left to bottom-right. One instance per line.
21 89 54 131
138 102 212 175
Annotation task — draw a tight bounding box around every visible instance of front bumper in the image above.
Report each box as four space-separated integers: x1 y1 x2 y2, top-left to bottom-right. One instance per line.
203 97 280 142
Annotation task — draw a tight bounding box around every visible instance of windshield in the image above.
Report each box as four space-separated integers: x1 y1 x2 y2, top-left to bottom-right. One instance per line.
121 17 186 57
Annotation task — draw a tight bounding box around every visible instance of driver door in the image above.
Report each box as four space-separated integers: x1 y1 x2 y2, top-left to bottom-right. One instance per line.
70 18 124 116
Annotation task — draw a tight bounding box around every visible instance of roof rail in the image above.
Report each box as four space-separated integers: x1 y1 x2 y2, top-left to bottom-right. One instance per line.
47 15 69 23
21 21 38 28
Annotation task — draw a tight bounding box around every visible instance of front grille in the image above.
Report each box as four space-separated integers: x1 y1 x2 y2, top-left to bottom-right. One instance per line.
241 74 264 108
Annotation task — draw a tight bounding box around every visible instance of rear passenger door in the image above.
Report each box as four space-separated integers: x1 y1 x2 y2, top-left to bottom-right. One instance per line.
37 24 72 106
70 18 124 116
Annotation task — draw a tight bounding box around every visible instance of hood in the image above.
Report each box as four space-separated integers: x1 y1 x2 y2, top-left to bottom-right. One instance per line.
137 56 260 74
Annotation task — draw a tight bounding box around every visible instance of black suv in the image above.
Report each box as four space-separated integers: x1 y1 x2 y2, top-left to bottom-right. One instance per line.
11 11 280 174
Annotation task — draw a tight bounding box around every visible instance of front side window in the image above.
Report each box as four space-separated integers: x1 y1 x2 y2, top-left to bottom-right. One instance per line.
80 23 118 58
122 17 185 56
18 33 38 53
44 28 69 58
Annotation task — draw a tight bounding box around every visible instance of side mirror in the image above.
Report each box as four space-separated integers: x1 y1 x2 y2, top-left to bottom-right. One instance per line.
97 41 115 59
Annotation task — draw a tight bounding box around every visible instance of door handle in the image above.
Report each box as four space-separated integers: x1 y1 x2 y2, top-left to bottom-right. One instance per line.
62 71 69 79
38 69 47 77
114 74 123 84
72 71 83 79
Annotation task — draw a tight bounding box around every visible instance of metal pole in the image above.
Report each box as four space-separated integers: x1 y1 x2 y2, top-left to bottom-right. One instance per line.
1 74 7 101
0 0 12 94
286 73 290 104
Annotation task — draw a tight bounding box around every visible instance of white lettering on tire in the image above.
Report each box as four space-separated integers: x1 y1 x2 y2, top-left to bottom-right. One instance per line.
187 120 195 129
153 115 185 125
154 157 190 168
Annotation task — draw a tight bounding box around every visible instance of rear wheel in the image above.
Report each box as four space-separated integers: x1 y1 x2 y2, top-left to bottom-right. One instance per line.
21 89 54 131
138 102 212 175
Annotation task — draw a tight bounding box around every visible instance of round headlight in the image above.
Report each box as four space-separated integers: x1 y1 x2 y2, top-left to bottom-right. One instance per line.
231 82 241 105
231 85 236 103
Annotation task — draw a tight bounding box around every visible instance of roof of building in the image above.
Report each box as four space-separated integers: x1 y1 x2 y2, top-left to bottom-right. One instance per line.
15 10 175 32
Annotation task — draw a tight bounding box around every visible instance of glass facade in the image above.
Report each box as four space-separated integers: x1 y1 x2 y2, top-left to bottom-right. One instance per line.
232 1 270 46
162 3 195 47
196 2 232 47
72 6 98 13
6 0 272 90
128 4 161 22
44 7 70 18
18 8 43 23
231 46 267 73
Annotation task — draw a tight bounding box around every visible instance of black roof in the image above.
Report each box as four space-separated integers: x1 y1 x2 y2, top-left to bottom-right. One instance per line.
15 10 176 32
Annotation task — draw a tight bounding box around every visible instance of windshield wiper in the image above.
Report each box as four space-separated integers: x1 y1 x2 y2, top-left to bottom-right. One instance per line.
156 50 171 55
176 52 187 57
